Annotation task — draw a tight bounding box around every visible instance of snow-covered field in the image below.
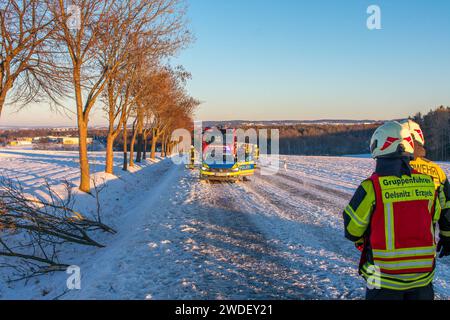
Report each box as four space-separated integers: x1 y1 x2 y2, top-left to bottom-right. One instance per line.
0 149 449 300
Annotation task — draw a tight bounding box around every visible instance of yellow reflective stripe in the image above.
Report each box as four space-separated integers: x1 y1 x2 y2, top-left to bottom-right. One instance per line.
438 188 446 205
363 263 434 277
344 205 366 227
373 276 433 291
440 230 450 237
373 246 436 258
346 223 366 239
373 259 434 270
383 272 433 291
369 274 434 291
361 264 435 291
445 200 450 210
428 199 433 214
434 196 442 224
385 203 395 251
380 272 431 281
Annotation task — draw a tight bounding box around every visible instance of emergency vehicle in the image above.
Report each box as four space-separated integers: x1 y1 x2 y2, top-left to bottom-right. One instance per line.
199 127 256 181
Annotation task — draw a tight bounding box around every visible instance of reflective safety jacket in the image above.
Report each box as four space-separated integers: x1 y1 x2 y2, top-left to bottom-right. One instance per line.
411 157 447 189
190 147 196 163
411 157 450 239
344 171 444 290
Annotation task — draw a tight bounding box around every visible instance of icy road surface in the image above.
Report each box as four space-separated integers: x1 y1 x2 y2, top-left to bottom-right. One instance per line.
0 149 449 299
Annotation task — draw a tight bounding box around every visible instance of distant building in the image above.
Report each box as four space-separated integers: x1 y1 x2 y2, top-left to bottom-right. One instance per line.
8 135 93 147
58 137 93 145
9 138 33 146
32 136 59 143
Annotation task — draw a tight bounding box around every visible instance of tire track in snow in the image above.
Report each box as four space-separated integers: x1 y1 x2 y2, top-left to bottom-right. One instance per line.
234 172 366 298
241 174 341 228
276 171 352 200
183 178 319 299
257 173 339 208
182 173 365 299
241 176 344 253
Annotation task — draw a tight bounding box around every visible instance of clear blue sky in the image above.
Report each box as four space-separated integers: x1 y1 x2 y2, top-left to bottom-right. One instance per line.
2 0 450 126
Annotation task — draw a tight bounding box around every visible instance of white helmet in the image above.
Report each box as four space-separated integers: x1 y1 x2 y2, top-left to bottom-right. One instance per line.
370 121 415 159
399 119 425 146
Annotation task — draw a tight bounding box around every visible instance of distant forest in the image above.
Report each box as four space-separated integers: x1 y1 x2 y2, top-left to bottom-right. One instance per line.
264 123 380 156
414 106 450 161
250 106 450 161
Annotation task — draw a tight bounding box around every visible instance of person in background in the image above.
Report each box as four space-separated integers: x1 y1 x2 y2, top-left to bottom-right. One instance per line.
401 119 450 259
188 145 196 169
343 121 449 300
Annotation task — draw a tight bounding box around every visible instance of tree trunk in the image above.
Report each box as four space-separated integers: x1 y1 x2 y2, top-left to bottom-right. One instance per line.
0 93 6 120
123 124 128 171
135 109 144 163
74 66 90 193
78 120 91 193
0 78 13 120
161 138 166 158
167 141 171 156
105 79 124 175
105 133 115 174
150 129 158 160
129 122 138 167
143 135 148 160
136 132 143 163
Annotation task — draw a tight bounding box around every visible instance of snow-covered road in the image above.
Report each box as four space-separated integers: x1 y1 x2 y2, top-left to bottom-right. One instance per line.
66 157 450 300
61 161 363 300
1 150 449 299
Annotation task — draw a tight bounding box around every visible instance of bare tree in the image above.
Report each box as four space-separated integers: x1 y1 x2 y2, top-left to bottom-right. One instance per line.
102 0 190 174
134 101 145 163
122 100 132 171
121 63 149 170
129 116 138 167
140 66 195 160
48 0 114 192
0 0 64 118
104 70 129 174
49 0 190 192
162 97 197 156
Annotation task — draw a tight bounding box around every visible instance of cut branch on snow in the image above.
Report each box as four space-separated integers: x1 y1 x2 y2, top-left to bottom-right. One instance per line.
0 176 115 280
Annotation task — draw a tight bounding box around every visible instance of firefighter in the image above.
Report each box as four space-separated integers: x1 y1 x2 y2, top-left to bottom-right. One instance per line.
401 119 450 260
244 143 252 162
252 145 259 169
189 145 196 168
254 145 260 161
343 121 449 300
401 119 450 192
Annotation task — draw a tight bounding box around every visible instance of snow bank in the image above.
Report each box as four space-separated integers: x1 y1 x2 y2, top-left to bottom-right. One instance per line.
0 149 167 299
